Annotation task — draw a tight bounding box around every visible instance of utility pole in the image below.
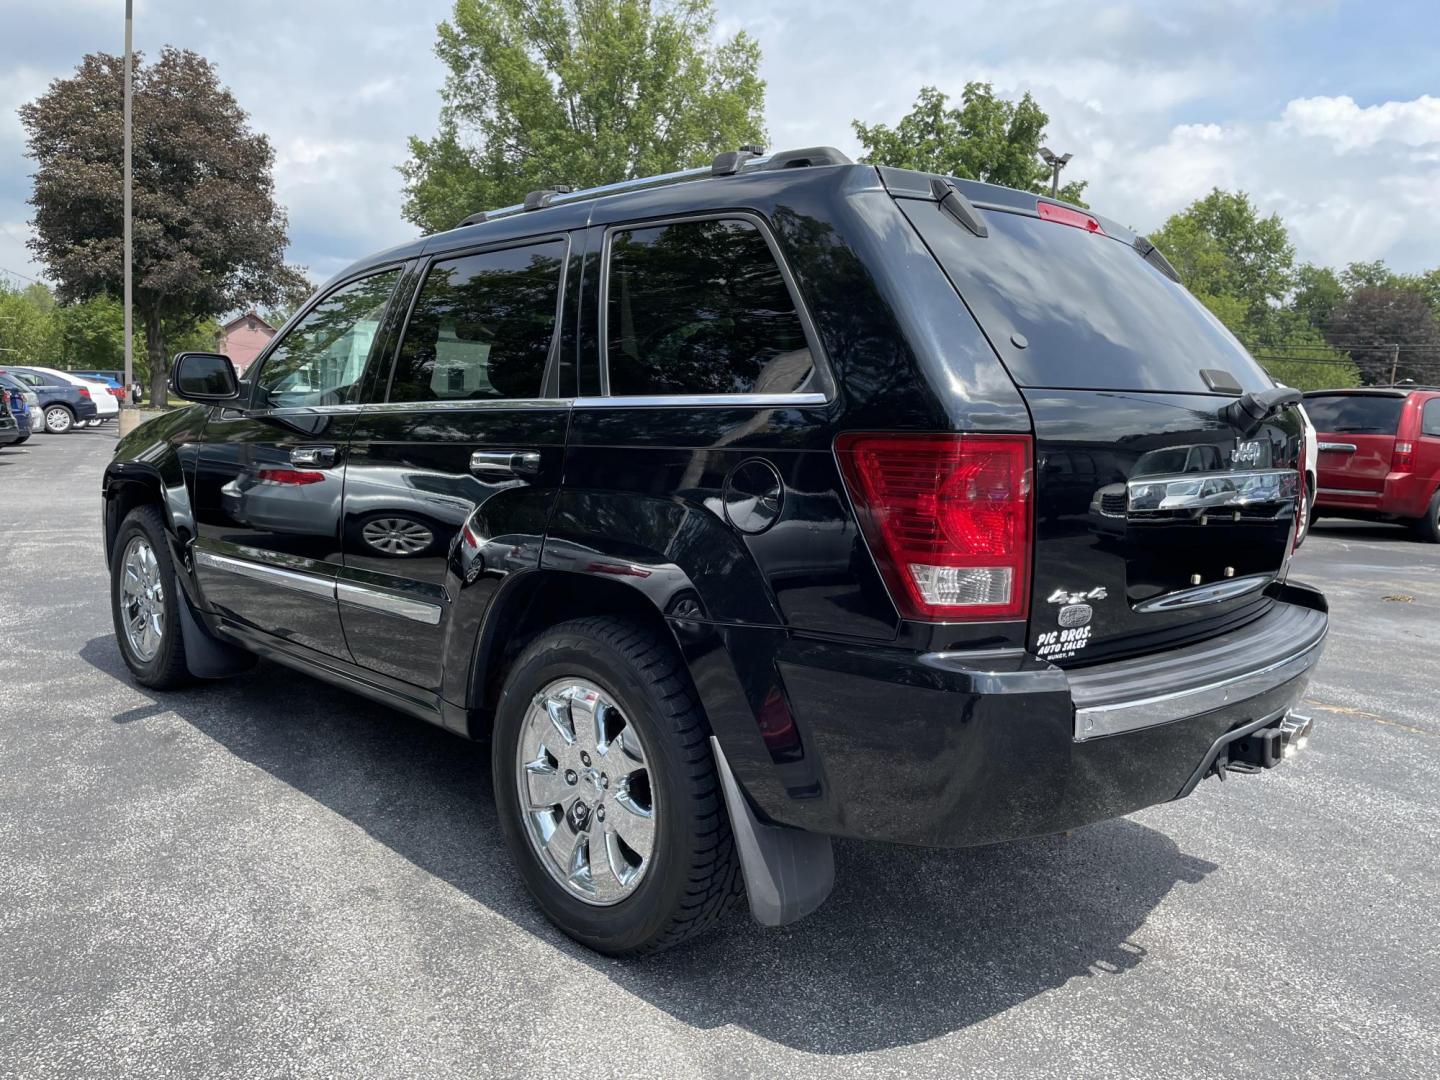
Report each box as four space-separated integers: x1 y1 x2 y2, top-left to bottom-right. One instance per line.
1038 146 1073 199
122 0 134 422
1390 343 1400 386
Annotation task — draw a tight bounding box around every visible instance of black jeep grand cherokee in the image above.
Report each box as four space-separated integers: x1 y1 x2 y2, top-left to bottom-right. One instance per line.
104 146 1326 955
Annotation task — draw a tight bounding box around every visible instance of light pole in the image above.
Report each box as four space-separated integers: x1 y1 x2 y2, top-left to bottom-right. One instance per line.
122 0 135 423
1038 146 1072 199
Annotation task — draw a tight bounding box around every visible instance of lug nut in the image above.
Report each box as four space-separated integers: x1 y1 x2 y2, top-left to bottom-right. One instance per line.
601 775 608 789
580 751 592 767
564 769 577 785
597 807 606 822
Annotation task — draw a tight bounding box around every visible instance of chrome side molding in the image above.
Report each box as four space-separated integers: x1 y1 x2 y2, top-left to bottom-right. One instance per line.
195 549 444 626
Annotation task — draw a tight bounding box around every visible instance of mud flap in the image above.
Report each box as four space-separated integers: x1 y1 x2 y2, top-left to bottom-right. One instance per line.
174 577 256 678
710 736 834 927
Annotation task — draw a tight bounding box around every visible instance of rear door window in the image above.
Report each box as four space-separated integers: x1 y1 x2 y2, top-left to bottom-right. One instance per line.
390 240 566 403
603 217 814 396
900 200 1274 393
1303 394 1404 435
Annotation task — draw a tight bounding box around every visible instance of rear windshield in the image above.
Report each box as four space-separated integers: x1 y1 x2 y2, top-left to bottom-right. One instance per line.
900 199 1273 393
1303 394 1404 435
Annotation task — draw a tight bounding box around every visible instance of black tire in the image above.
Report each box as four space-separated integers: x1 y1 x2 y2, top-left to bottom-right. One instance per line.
110 505 193 689
1416 489 1440 543
491 616 743 956
13 434 28 446
42 405 75 434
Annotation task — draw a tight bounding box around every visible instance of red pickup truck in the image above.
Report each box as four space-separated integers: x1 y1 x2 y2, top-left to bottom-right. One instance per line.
1304 387 1440 542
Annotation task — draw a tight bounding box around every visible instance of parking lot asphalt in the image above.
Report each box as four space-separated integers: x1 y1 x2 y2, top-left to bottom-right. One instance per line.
1 428 1437 1080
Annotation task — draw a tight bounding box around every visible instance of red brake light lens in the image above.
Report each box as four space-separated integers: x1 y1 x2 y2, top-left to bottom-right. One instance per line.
835 433 1032 620
1036 201 1105 234
1393 441 1415 471
77 386 91 398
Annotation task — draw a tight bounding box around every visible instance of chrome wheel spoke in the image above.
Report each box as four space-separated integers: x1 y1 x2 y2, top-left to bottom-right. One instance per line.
570 690 603 752
608 790 655 856
544 811 585 879
523 755 567 809
544 693 576 746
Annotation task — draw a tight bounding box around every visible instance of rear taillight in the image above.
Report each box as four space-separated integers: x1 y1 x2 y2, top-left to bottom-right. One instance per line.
1294 427 1308 551
77 386 91 398
1036 201 1105 234
1393 441 1415 471
835 433 1032 621
256 468 325 485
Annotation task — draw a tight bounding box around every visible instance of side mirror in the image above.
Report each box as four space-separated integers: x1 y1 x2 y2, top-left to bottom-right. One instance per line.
171 352 240 402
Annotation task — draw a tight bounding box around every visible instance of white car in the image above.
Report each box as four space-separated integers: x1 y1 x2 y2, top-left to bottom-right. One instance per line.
31 367 120 425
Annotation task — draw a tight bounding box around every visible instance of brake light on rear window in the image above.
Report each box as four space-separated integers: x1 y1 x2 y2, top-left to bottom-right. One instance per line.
835 433 1032 620
1036 201 1105 235
1393 441 1415 471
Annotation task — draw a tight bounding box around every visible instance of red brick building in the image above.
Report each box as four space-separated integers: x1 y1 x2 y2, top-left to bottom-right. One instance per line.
219 311 277 375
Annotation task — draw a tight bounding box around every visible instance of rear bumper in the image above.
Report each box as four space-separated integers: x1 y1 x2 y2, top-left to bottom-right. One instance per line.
1316 472 1432 519
741 581 1327 848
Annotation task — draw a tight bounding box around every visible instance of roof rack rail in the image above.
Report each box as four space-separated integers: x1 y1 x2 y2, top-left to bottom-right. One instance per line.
524 185 574 211
457 210 488 228
712 143 766 176
447 144 857 232
762 146 851 170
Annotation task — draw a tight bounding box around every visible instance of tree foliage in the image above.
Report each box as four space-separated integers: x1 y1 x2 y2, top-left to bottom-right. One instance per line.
852 84 1087 205
20 48 308 405
1326 286 1440 385
400 0 766 234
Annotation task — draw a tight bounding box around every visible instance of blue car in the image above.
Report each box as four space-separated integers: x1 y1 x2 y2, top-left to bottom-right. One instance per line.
0 371 37 444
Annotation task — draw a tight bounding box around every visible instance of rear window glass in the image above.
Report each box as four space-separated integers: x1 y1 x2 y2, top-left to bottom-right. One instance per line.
604 218 813 396
1303 394 1404 435
900 200 1273 393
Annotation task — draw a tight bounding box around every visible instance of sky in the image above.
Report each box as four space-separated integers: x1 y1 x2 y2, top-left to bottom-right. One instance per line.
2 0 1439 292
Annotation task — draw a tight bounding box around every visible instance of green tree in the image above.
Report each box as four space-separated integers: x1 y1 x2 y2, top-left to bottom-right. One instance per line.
1326 286 1440 385
0 282 61 366
20 48 308 406
851 83 1088 204
1149 189 1294 332
400 0 766 234
1289 263 1344 333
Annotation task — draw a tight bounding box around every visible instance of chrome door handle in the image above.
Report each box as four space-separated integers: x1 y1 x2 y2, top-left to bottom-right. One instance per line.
290 445 337 467
1317 442 1357 454
470 449 541 479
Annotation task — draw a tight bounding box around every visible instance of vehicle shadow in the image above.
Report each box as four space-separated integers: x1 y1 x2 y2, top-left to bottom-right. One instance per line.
1309 520 1419 544
80 635 1218 1054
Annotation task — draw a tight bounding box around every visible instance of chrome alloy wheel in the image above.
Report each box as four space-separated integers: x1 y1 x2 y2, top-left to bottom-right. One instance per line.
516 679 656 905
44 406 72 433
119 535 165 662
360 516 433 556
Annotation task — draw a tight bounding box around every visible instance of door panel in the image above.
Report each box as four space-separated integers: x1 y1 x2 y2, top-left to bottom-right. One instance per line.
192 408 356 657
339 404 569 690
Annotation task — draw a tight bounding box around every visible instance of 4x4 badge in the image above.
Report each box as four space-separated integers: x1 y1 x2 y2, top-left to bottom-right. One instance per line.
1046 586 1107 604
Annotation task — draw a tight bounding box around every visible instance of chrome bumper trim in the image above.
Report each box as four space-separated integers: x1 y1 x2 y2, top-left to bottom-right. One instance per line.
1073 626 1327 741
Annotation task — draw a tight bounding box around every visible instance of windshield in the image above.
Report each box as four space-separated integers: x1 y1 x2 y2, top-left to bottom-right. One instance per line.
900 200 1274 394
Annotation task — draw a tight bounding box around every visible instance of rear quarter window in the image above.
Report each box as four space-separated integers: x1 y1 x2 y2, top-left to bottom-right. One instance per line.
899 199 1274 394
1303 394 1404 435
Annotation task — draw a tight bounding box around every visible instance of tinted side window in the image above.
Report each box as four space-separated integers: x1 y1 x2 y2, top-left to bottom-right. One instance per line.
255 270 400 409
390 241 565 403
1302 394 1404 435
605 218 813 396
1422 398 1440 437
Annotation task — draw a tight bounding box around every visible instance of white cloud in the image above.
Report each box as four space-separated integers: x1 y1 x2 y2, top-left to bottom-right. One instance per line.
1280 94 1440 152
